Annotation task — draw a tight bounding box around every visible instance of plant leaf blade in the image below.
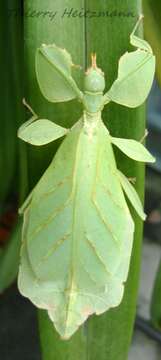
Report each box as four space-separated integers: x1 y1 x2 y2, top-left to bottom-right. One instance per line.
0 219 22 293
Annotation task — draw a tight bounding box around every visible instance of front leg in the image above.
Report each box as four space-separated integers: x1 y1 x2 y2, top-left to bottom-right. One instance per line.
103 16 155 108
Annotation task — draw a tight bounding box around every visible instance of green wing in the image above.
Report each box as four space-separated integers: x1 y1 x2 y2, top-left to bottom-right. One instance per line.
36 44 83 103
18 119 134 339
103 16 155 107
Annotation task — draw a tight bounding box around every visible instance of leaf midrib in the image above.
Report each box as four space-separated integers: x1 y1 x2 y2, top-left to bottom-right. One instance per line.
63 126 83 336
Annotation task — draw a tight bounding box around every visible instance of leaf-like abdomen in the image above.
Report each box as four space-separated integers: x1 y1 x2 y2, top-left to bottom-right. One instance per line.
26 123 82 280
19 118 134 339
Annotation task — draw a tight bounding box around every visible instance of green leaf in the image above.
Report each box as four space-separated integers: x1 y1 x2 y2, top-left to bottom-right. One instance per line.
18 118 68 146
111 136 155 162
104 17 155 108
150 257 161 329
0 219 22 293
36 44 83 103
18 119 134 339
117 170 146 220
0 0 23 207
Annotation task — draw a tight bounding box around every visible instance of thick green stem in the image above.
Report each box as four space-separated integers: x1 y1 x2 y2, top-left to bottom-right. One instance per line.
0 0 24 292
143 0 161 87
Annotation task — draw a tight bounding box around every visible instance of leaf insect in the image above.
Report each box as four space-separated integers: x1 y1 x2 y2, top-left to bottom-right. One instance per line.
18 16 155 339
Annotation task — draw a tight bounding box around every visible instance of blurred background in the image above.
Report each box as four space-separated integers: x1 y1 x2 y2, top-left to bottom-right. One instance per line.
0 0 161 359
129 79 161 359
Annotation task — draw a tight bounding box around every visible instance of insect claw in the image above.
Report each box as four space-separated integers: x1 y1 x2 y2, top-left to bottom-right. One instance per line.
128 177 136 184
22 98 37 117
139 13 144 20
140 129 148 143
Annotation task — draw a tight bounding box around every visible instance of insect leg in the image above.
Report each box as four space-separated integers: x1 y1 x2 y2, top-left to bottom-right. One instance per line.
139 129 148 143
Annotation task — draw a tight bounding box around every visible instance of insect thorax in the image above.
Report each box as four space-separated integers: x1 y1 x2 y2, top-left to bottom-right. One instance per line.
83 54 105 113
83 65 105 113
83 92 104 113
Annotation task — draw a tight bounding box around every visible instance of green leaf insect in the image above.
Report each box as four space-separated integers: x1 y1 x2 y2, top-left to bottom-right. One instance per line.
18 16 155 339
